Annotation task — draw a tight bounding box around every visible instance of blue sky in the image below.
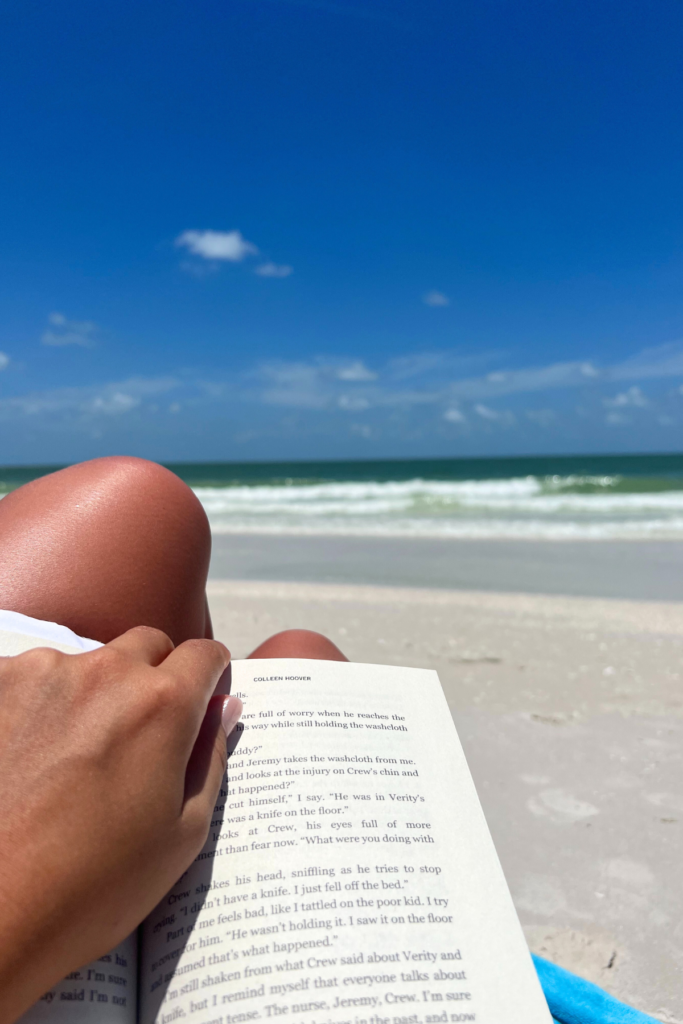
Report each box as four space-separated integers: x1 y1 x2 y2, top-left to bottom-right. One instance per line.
1 0 683 464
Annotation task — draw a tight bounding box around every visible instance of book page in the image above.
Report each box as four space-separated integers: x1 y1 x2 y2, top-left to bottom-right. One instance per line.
18 934 137 1024
141 660 551 1024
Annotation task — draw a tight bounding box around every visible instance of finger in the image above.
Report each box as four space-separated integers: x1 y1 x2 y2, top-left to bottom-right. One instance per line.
104 625 175 666
182 695 242 827
162 638 230 698
221 694 243 740
160 638 231 747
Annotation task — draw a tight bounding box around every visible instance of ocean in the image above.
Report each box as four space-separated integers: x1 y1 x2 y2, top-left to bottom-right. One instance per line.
4 452 683 540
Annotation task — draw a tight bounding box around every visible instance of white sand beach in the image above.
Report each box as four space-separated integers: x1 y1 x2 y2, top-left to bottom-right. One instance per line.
208 577 683 1022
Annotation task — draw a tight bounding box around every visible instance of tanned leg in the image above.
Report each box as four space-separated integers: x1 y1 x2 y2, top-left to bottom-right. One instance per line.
0 457 212 645
247 629 348 661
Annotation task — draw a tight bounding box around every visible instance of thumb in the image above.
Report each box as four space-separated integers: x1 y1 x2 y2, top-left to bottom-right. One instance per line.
183 695 242 827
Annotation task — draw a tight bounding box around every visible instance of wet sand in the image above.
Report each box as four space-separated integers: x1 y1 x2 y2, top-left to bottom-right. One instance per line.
208 579 683 1021
210 534 683 601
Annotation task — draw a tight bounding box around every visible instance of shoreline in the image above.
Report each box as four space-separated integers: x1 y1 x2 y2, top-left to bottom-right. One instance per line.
210 533 683 601
210 528 683 541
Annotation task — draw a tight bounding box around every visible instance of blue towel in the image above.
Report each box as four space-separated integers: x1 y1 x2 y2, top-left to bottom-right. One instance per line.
533 955 661 1023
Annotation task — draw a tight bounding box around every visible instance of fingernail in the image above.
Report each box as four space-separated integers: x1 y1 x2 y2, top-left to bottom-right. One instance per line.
221 695 243 736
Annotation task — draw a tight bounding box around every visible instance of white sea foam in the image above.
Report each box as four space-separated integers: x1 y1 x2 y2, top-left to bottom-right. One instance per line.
192 476 683 540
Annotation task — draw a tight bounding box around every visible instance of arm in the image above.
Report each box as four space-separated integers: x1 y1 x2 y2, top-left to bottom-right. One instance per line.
0 627 242 1024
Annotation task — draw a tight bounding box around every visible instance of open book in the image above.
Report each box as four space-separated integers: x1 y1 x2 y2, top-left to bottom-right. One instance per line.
21 660 551 1024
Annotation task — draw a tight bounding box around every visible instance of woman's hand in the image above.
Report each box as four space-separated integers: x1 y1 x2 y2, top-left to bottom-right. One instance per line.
0 626 242 1023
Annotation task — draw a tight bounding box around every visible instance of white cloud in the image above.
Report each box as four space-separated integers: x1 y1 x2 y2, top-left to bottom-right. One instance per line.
423 290 450 307
12 338 670 436
0 377 178 420
89 392 140 415
255 359 381 409
41 312 98 347
475 404 515 426
175 229 258 262
398 344 683 407
0 353 9 370
388 351 497 382
255 262 294 278
603 386 648 408
609 342 683 382
335 361 377 382
449 360 603 401
258 362 320 388
258 361 330 409
389 353 450 380
254 356 497 414
10 335 683 445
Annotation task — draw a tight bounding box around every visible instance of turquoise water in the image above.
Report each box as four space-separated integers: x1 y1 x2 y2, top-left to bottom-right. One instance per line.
166 452 683 490
3 453 683 538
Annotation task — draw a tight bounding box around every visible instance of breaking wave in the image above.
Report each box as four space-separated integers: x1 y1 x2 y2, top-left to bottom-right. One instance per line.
193 475 683 539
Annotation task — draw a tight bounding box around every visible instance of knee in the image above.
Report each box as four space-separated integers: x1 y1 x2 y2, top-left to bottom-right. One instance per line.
7 456 210 551
70 456 207 527
76 457 212 569
99 457 209 534
0 456 212 594
0 457 213 645
248 629 348 661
